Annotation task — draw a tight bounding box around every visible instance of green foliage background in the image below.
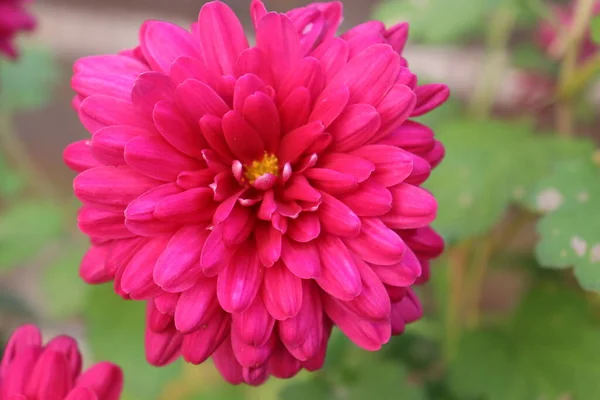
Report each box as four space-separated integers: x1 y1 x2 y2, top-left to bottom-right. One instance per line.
2 0 600 399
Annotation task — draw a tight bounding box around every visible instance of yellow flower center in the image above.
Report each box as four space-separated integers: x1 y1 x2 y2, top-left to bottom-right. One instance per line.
244 152 279 184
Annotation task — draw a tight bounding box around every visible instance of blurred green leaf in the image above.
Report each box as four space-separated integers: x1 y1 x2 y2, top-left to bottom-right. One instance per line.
0 47 59 111
591 15 600 44
182 384 247 400
372 0 487 44
449 284 600 400
529 157 600 291
42 244 88 319
512 43 558 74
84 284 181 399
0 201 63 271
349 360 426 400
280 379 333 400
0 156 24 199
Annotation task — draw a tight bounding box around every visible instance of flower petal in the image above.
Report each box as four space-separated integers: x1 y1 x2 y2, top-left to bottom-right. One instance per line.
217 242 263 313
262 262 303 320
344 217 406 265
316 235 362 301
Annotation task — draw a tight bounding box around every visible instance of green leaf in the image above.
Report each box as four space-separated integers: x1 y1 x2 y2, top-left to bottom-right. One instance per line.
84 284 181 399
0 47 59 111
280 379 333 400
372 0 487 44
591 15 600 45
0 201 63 271
349 360 426 400
427 119 594 242
42 244 88 319
182 384 247 400
449 284 600 400
0 156 24 199
530 157 600 291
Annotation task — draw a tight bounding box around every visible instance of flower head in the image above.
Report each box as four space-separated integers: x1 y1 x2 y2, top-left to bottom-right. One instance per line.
0 0 36 59
0 324 123 399
65 0 448 385
537 1 600 63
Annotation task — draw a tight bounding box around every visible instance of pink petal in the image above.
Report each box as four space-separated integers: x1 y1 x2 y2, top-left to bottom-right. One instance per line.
268 347 302 379
222 110 265 163
212 337 244 384
169 55 218 88
256 13 301 86
231 295 275 347
329 104 381 152
120 236 169 298
174 278 219 333
373 84 416 141
376 120 434 153
340 180 392 217
305 168 358 195
235 47 273 85
154 226 209 292
63 140 101 173
385 22 409 53
131 72 176 119
350 144 414 187
278 57 324 103
233 73 267 113
91 126 148 166
176 169 215 190
242 91 280 153
311 37 349 82
74 166 158 212
78 207 131 239
176 79 229 121
282 175 321 203
402 226 445 258
73 54 147 76
153 188 216 224
254 223 282 267
124 135 203 181
262 262 303 320
250 0 268 29
200 224 236 277
318 153 375 183
323 296 391 351
308 85 350 128
155 293 179 315
24 350 70 400
217 242 263 313
423 140 445 169
182 312 230 364
139 21 202 73
381 184 438 229
145 324 183 366
328 44 401 106
280 237 321 279
74 362 123 400
287 213 320 242
316 235 362 301
404 155 432 185
371 247 421 287
222 206 257 245
287 2 343 54
318 192 361 237
199 114 235 162
124 183 182 236
64 388 98 400
345 259 391 320
80 245 111 284
344 217 406 266
279 87 312 134
412 84 450 116
72 71 135 101
197 1 249 76
231 331 276 369
278 281 323 361
79 95 152 134
278 121 327 165
153 100 206 158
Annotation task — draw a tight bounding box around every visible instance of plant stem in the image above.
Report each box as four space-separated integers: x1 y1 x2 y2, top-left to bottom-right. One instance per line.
444 241 471 362
0 112 57 199
469 7 517 118
465 236 493 329
556 0 596 136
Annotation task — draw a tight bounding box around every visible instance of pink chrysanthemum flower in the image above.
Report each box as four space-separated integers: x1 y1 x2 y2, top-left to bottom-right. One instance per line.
0 0 36 59
1 324 123 399
537 1 600 63
64 0 447 385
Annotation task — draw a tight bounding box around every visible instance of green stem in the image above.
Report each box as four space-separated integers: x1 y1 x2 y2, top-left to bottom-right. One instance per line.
444 241 471 362
556 0 596 136
0 112 57 199
465 236 493 329
469 7 517 118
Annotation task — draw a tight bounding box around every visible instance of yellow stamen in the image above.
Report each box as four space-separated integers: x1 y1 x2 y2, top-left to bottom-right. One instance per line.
244 152 279 184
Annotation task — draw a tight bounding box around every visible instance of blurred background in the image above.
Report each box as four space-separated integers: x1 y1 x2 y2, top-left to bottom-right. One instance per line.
2 0 600 399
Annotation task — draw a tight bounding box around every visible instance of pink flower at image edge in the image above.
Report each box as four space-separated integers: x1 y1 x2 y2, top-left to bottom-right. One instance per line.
64 0 448 386
0 324 123 399
0 0 36 59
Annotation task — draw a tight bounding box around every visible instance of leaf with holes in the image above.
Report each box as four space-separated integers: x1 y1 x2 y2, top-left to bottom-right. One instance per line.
529 157 600 291
448 283 600 400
